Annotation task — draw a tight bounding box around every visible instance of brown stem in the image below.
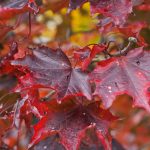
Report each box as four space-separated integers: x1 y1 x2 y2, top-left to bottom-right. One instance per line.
106 37 137 57
28 12 32 38
41 90 55 101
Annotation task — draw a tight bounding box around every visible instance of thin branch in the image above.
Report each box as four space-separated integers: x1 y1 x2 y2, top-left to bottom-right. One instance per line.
40 90 55 101
105 37 137 57
28 12 32 38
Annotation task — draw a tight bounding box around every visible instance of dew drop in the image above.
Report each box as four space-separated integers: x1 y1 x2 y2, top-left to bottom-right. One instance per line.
90 122 96 126
108 86 112 90
26 111 29 115
1 60 4 64
51 127 55 130
8 53 11 56
16 113 20 118
0 104 3 109
43 146 47 149
58 100 61 104
116 61 120 66
4 114 8 118
83 112 86 116
14 146 17 150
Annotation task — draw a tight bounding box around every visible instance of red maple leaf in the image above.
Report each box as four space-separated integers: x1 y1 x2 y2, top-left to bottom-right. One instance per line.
29 100 116 150
0 42 18 75
90 47 150 112
90 0 132 26
0 0 39 20
29 134 66 150
74 44 107 71
11 46 92 102
82 44 107 71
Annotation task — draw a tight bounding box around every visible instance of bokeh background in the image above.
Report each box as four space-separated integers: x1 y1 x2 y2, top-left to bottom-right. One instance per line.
0 0 150 149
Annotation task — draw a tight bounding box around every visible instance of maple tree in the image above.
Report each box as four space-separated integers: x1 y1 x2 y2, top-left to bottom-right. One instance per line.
0 0 150 150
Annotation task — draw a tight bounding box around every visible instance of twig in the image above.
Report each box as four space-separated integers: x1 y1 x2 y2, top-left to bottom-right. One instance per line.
28 12 32 38
105 37 137 57
40 90 55 101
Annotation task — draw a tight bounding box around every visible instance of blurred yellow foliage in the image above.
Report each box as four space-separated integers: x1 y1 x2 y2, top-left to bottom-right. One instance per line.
71 3 95 32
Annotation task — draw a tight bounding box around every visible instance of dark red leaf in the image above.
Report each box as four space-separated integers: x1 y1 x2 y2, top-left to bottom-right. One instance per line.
11 46 92 102
12 74 44 126
82 44 107 71
29 100 115 150
137 4 150 11
0 0 39 20
118 22 147 46
28 0 39 14
0 42 18 75
90 0 132 26
136 0 150 11
90 47 150 112
74 44 107 71
29 134 66 150
77 125 107 150
74 46 91 61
